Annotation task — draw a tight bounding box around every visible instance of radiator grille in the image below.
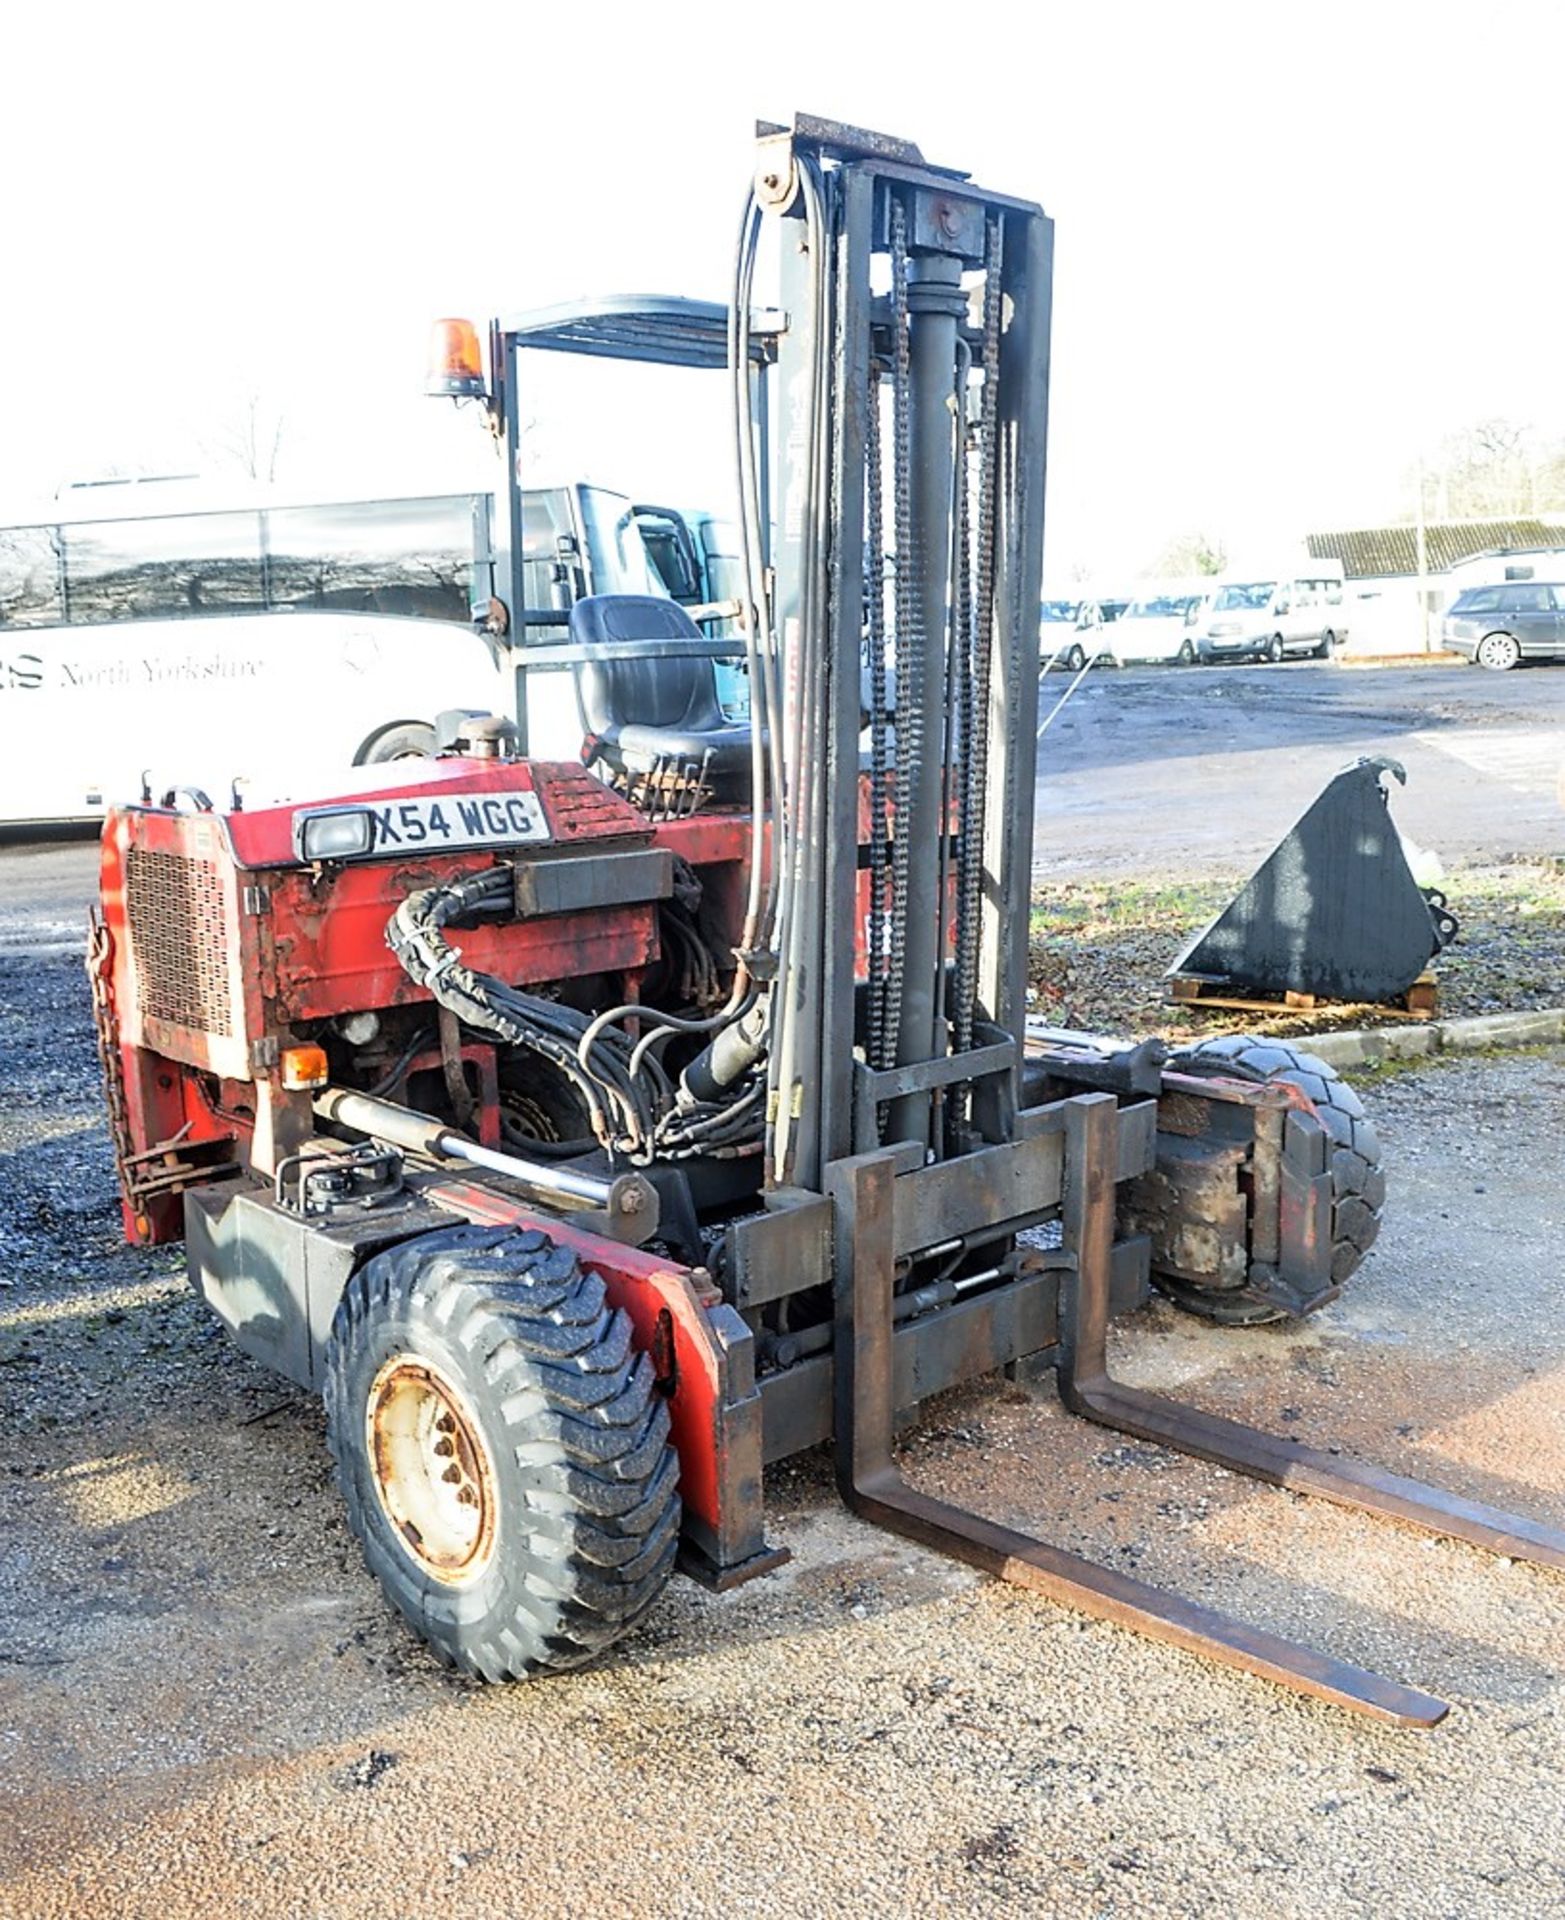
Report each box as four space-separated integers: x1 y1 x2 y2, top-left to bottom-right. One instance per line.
125 848 235 1034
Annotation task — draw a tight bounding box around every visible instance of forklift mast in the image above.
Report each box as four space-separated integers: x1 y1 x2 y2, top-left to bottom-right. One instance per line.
755 118 1050 1191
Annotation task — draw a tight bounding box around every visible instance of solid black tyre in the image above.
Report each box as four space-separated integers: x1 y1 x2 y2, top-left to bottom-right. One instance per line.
1161 1035 1386 1324
360 720 437 762
324 1223 680 1680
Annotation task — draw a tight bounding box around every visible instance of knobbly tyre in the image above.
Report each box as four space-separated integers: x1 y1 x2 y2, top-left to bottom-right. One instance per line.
90 115 1563 1719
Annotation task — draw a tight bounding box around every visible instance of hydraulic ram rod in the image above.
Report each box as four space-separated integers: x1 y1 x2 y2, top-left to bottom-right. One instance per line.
314 1088 658 1231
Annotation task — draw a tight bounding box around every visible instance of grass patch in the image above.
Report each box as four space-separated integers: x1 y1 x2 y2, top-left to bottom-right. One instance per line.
1027 859 1565 1047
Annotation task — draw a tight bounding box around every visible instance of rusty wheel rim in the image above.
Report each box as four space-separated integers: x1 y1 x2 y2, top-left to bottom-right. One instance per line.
366 1356 498 1585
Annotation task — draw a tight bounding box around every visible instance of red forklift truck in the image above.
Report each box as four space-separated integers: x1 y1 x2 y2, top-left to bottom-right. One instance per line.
89 114 1562 1723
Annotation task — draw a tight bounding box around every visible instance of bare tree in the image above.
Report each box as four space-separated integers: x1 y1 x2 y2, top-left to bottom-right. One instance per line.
203 391 287 483
1413 418 1565 521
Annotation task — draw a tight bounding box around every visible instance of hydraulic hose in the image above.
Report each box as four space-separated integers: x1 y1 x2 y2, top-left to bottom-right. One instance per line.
728 192 781 969
386 867 665 1156
386 865 764 1165
767 151 832 1185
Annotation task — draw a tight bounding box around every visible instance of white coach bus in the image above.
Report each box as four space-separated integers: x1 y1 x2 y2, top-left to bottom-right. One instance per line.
0 479 667 827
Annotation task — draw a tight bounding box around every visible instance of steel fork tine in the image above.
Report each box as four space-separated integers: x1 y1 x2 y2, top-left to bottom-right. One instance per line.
829 1129 1453 1729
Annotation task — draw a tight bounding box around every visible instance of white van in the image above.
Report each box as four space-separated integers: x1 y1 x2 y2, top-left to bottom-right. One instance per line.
1099 587 1208 666
1194 567 1348 664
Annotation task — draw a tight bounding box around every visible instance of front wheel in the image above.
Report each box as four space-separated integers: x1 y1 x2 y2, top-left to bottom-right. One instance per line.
1316 630 1334 659
1065 642 1087 673
1266 634 1285 664
1476 631 1521 671
324 1224 681 1680
1177 638 1196 665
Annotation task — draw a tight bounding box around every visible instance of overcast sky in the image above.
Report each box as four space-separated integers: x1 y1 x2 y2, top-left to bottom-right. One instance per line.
5 1 1563 585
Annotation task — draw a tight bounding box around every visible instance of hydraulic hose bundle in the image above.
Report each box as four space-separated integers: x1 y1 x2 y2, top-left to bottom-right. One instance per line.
731 155 833 1184
387 867 662 1155
385 867 764 1164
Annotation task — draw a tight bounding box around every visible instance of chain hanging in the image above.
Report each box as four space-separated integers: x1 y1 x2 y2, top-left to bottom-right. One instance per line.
952 213 1005 1063
880 195 917 1082
865 358 892 1073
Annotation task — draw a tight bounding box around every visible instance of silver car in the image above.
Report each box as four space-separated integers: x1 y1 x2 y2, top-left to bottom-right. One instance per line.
1442 582 1565 670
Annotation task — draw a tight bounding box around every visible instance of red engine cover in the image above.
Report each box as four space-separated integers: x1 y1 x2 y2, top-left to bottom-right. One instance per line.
102 759 668 1071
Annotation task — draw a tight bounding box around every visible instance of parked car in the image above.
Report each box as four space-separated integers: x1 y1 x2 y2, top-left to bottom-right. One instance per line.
1040 598 1092 672
1098 592 1205 667
1441 581 1565 670
1193 571 1347 663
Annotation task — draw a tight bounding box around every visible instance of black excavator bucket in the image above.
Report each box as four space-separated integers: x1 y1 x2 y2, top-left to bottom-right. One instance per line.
1168 756 1458 1004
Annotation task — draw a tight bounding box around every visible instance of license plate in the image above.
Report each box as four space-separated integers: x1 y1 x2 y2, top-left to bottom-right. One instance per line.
365 790 550 854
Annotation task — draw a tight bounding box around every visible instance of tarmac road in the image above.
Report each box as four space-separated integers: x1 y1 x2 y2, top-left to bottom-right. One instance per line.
1035 658 1565 877
7 656 1562 1059
4 661 1562 922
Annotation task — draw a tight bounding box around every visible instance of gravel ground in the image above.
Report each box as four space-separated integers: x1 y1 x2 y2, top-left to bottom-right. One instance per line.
2 929 1563 1914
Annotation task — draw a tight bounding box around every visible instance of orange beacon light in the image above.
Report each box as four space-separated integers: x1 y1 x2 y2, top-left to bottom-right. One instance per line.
425 318 488 400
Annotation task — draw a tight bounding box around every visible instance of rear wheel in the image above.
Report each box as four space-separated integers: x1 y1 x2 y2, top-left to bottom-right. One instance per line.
1476 630 1521 672
1159 1036 1386 1324
360 720 437 763
1266 634 1285 664
324 1224 680 1679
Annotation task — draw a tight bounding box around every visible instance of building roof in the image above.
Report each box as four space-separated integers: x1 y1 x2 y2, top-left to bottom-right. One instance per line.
1306 519 1565 579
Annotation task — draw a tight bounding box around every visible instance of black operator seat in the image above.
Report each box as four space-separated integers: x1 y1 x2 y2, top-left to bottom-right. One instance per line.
570 594 754 792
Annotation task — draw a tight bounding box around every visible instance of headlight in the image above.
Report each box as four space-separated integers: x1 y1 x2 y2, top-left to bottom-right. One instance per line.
294 806 374 861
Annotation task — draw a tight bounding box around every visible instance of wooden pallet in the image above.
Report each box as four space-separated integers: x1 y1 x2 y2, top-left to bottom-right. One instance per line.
1167 971 1438 1022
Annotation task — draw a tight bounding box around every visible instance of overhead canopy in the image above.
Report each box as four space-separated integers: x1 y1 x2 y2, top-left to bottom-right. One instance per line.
494 295 772 370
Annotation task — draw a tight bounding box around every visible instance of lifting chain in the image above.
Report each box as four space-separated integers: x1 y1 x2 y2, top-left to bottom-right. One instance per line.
996 464 1030 989
948 342 974 1050
880 195 918 1083
865 356 892 1073
952 213 1005 1064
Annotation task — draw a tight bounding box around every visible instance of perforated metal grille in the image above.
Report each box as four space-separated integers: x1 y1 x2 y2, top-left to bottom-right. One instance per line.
125 848 234 1033
536 765 639 840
